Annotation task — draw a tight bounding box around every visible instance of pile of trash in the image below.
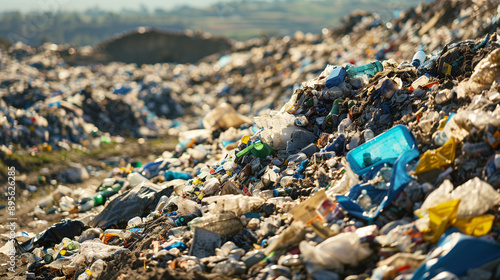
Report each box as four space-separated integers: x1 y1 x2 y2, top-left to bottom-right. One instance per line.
0 46 179 153
2 0 499 155
3 0 500 279
9 29 500 280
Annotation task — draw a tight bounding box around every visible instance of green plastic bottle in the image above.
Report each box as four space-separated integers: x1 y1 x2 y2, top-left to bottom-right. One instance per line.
325 98 344 126
250 141 275 158
346 61 384 79
236 143 255 158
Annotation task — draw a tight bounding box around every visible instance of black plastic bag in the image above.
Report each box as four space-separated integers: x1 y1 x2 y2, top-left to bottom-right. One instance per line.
90 181 173 229
21 220 85 252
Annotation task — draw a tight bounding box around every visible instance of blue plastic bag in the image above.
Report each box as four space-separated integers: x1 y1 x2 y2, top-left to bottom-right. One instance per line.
411 231 500 280
336 125 419 222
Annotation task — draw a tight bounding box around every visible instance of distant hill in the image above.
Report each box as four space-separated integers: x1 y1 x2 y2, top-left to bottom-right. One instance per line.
97 29 232 64
0 36 11 49
0 0 420 46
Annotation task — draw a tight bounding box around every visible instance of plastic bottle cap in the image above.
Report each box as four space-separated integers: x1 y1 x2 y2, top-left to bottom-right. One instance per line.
273 189 279 197
241 135 250 145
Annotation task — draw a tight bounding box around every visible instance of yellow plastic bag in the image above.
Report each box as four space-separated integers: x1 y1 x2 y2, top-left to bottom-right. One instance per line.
421 199 460 243
415 137 456 175
454 214 495 237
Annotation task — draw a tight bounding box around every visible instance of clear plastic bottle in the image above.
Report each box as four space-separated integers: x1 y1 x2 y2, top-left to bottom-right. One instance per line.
89 259 105 278
435 89 452 104
155 195 169 212
77 269 91 280
254 189 274 200
412 45 426 67
357 190 372 211
363 129 375 142
127 172 149 188
338 118 352 133
127 216 143 228
79 199 94 212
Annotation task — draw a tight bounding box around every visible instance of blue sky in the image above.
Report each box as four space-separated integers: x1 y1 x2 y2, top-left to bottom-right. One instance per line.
0 0 233 13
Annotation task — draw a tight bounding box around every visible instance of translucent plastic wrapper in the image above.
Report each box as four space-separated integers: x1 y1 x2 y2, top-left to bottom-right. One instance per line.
203 194 264 216
302 64 336 88
188 212 243 236
299 232 371 273
177 198 201 215
327 158 360 198
419 178 500 218
254 112 303 150
377 252 426 270
460 48 500 94
265 221 305 255
44 254 82 276
451 110 500 131
202 102 253 131
79 241 127 262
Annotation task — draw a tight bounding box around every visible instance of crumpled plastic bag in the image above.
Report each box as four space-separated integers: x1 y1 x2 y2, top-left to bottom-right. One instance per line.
299 232 372 273
203 194 264 216
265 221 305 255
202 102 253 131
419 178 500 218
254 111 302 150
177 198 201 215
460 48 500 94
79 241 128 262
415 137 457 175
451 110 500 132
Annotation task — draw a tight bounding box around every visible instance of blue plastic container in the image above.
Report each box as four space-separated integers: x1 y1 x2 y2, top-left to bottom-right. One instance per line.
326 66 346 88
337 125 419 222
165 170 192 181
346 125 417 176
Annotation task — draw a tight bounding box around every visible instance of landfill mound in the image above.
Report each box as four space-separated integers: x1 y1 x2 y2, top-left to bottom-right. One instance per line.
96 29 233 65
2 0 500 280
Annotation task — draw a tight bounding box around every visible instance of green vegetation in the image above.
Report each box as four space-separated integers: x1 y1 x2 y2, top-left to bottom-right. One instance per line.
0 0 419 46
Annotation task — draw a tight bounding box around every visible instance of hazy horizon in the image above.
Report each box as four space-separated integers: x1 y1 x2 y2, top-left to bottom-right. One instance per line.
0 0 237 13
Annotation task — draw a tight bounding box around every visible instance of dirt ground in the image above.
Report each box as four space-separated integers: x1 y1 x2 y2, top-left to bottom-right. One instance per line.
0 137 176 279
